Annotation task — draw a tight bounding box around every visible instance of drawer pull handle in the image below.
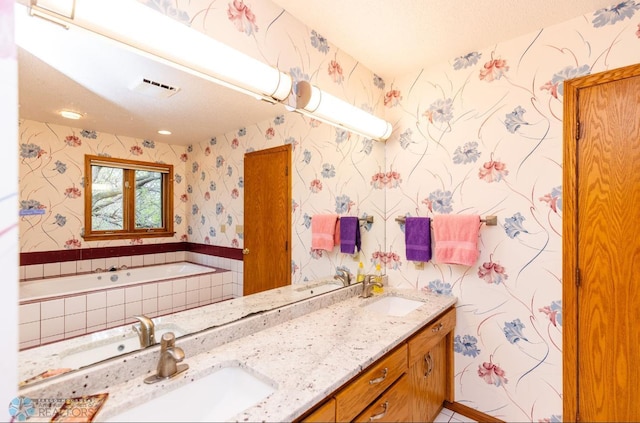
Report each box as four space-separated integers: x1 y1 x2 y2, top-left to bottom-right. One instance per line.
369 401 388 421
369 367 388 385
424 352 433 377
432 322 444 332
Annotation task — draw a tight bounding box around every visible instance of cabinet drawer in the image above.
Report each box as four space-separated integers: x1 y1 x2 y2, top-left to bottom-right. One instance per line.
408 307 456 367
301 397 336 422
353 374 411 422
335 344 407 422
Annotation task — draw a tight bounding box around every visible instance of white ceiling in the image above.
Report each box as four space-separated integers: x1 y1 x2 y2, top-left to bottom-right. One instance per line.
270 0 615 79
17 1 615 146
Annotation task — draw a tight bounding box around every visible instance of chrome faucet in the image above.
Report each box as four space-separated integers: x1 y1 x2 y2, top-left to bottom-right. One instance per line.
361 274 384 298
144 332 189 384
132 315 156 348
333 269 352 286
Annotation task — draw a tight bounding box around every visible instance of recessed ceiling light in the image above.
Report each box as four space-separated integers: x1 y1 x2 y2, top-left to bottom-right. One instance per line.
157 130 172 135
60 110 82 120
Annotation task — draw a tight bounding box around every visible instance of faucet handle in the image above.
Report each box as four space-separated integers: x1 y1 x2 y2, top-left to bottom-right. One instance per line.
159 331 184 359
361 274 380 298
160 331 176 348
144 331 189 383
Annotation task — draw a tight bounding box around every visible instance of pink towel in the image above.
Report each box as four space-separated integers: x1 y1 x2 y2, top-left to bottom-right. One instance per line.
311 214 339 251
433 215 480 266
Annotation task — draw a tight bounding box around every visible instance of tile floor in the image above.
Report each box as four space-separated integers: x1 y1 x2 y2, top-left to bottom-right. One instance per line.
434 407 478 423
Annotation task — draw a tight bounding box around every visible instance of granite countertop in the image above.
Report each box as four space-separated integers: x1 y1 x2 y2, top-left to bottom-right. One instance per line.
18 285 456 422
18 277 343 384
94 287 456 422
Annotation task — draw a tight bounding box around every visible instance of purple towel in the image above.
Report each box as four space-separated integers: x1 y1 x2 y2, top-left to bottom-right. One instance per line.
340 216 361 254
405 217 431 261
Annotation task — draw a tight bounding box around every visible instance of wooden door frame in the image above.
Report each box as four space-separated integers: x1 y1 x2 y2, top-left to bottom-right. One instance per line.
562 62 640 420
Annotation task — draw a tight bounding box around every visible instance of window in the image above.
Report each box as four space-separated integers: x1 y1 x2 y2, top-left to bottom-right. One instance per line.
84 155 174 240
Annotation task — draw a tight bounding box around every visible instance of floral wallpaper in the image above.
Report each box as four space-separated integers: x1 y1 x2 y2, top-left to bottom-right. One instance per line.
18 120 187 251
147 0 387 282
384 2 640 421
15 0 640 421
184 112 386 284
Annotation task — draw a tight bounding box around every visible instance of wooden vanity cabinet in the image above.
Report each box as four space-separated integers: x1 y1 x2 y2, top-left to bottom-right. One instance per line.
301 344 407 423
299 306 456 423
353 374 411 422
302 398 336 423
335 344 408 422
407 307 456 422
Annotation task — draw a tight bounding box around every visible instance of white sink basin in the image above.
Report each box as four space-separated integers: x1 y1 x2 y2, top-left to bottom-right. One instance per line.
59 324 185 369
364 296 425 317
105 365 275 422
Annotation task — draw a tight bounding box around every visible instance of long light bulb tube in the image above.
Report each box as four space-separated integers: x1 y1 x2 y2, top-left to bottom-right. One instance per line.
295 81 392 141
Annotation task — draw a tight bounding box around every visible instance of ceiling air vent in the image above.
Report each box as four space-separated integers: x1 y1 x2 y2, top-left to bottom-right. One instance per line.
129 78 181 99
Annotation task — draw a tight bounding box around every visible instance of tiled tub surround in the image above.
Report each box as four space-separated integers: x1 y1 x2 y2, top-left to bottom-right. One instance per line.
186 251 244 298
18 277 344 384
20 251 188 281
21 249 244 298
20 262 219 302
18 285 456 422
21 247 242 275
19 262 231 350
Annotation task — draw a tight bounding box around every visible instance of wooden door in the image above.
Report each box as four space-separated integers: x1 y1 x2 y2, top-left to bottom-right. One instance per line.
243 145 291 295
564 64 640 422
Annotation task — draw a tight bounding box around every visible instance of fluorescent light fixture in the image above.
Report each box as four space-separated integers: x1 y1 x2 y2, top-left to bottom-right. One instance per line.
157 130 171 135
60 110 82 119
28 0 292 103
32 0 75 19
295 81 393 141
27 0 74 28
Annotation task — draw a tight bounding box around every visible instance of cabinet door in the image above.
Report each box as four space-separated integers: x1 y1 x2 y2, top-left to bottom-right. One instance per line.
408 308 455 365
353 374 411 422
409 339 447 422
302 398 336 423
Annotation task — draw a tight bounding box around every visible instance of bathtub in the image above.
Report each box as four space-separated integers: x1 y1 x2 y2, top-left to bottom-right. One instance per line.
19 262 217 303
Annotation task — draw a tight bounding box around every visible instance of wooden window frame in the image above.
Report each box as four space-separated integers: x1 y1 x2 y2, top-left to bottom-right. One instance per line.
83 155 174 241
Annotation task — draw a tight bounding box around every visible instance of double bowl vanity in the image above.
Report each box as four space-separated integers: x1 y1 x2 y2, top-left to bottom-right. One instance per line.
19 280 456 422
